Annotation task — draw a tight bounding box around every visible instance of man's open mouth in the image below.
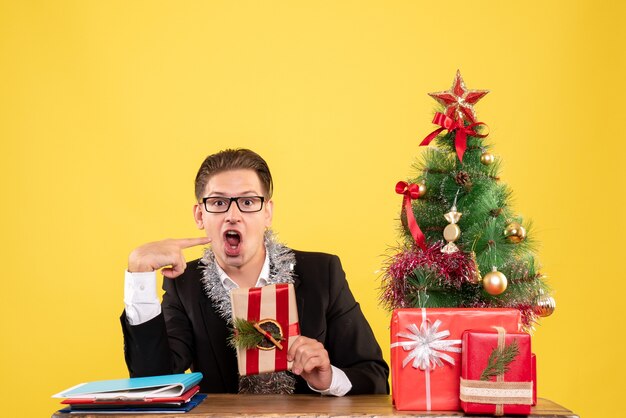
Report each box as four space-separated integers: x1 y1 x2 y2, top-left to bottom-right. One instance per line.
224 230 242 255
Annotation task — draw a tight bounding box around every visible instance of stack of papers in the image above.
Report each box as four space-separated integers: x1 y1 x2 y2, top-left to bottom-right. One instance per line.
52 372 205 414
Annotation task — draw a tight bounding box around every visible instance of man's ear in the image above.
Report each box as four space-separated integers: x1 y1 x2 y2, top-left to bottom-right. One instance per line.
193 204 204 229
264 199 273 228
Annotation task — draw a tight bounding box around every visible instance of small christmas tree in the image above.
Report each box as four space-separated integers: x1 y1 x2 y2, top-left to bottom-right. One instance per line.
380 71 555 330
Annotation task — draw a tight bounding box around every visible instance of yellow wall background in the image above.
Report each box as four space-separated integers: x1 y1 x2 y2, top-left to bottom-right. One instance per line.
1 1 623 416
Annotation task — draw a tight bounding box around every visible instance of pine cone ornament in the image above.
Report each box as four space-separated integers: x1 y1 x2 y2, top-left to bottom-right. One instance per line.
455 171 472 189
490 208 503 218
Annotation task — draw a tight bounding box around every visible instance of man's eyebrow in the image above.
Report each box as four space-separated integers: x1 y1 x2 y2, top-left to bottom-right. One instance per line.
206 190 260 197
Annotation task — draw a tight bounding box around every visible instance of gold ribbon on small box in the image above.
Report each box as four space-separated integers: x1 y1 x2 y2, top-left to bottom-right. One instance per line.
459 327 533 416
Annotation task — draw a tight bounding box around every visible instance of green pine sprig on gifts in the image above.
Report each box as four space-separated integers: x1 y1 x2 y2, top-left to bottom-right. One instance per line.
480 339 520 381
229 317 283 350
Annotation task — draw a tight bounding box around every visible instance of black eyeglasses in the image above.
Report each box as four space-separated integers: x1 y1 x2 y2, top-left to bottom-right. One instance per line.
201 196 265 213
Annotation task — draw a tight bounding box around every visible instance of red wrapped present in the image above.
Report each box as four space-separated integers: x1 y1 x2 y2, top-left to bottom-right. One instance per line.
230 283 300 375
391 308 521 411
460 328 533 415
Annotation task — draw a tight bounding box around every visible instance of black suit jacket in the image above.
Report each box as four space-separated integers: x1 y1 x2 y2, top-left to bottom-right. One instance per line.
120 250 389 394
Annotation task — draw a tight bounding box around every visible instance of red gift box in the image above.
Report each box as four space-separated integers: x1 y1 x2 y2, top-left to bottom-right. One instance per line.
460 328 533 415
230 283 300 375
391 308 521 411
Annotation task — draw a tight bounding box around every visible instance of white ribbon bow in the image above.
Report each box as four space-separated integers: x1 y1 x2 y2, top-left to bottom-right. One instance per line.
391 319 462 371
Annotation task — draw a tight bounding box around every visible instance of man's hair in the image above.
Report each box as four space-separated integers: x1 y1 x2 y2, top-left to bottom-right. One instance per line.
194 148 274 200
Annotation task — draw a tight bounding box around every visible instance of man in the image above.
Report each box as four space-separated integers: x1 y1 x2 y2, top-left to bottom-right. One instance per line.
121 148 389 396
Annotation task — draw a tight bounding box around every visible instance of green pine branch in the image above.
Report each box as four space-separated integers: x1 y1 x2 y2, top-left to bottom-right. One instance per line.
480 339 520 381
229 318 283 350
405 269 463 308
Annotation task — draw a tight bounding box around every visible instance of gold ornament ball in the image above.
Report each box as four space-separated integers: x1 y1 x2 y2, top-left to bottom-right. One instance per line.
480 152 495 165
504 222 527 243
418 183 427 196
534 295 556 317
482 268 508 295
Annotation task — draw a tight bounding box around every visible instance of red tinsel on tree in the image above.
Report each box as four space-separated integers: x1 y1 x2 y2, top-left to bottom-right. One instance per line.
380 241 479 310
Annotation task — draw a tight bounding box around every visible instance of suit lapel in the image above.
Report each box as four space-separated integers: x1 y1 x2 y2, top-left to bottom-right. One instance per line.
199 296 238 390
292 264 306 329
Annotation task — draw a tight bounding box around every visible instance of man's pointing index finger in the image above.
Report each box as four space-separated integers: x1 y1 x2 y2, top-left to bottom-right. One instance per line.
176 236 212 248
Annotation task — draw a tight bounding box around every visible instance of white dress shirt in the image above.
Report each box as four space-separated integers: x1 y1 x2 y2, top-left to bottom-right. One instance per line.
124 254 352 396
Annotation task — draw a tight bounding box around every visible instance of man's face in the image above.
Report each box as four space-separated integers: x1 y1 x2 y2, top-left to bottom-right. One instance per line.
193 169 273 273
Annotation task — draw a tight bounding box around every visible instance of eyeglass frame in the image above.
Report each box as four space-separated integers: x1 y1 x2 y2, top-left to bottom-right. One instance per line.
201 195 266 213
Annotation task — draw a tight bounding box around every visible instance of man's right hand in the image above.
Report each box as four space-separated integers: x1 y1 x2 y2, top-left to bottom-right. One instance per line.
128 237 212 278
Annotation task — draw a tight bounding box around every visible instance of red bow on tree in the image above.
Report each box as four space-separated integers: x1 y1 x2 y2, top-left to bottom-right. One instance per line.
395 181 426 250
419 113 488 163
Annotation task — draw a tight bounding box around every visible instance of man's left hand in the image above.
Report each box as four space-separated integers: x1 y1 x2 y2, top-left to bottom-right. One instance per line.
287 336 332 391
